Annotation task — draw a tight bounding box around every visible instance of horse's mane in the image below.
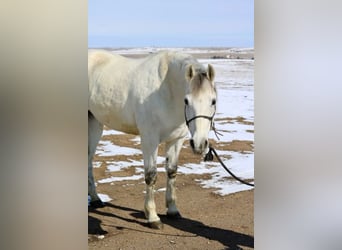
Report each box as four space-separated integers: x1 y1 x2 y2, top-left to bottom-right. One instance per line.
163 51 215 96
191 71 216 96
166 51 205 76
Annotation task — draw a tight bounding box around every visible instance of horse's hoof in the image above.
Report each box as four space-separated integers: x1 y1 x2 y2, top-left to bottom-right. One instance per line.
90 200 105 208
149 221 164 230
166 211 182 219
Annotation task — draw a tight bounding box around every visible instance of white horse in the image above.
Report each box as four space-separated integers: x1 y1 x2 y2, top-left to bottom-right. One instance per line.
88 50 217 229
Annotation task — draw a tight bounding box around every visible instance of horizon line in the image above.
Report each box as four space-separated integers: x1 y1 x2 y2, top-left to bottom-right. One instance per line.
88 45 254 49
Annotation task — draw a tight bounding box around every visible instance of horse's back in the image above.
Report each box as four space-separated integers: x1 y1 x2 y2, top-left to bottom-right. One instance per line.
89 50 109 72
88 50 128 77
88 50 169 134
88 50 191 138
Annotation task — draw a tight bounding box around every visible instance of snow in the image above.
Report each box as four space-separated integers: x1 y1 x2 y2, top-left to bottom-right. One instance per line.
95 140 141 156
88 193 112 206
93 48 254 196
92 161 102 168
104 156 164 173
111 47 253 55
102 129 125 136
112 47 254 55
98 193 112 202
98 174 144 183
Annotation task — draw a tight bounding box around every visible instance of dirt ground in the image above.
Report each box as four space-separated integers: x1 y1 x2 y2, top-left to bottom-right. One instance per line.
88 129 254 250
89 49 254 249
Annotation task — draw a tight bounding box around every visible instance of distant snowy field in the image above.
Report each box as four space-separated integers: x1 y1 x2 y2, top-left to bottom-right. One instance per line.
111 47 253 56
93 48 254 200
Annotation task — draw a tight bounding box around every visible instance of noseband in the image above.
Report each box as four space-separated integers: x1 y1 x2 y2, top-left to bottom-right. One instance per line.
184 106 223 140
184 106 215 128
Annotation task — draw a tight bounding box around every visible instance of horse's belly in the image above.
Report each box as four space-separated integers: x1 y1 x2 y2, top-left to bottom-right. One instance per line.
89 84 140 134
106 119 139 135
94 109 139 135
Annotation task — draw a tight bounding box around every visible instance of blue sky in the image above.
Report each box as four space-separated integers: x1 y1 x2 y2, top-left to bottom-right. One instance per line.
88 0 253 48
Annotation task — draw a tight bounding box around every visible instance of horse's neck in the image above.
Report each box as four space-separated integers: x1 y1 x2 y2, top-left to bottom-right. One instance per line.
167 54 202 96
165 54 202 120
167 57 190 100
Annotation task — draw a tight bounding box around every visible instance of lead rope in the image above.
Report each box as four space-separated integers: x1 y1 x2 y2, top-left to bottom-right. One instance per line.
185 108 254 187
204 146 254 187
204 124 254 187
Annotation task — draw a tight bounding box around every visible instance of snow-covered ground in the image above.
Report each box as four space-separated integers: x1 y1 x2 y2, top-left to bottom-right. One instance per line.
93 48 254 198
110 47 253 56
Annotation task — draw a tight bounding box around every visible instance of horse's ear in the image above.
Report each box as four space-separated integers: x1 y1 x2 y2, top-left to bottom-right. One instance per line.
186 65 195 82
207 64 215 82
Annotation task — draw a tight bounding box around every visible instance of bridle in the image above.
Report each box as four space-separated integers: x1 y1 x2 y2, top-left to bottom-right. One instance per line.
184 105 215 128
184 105 222 139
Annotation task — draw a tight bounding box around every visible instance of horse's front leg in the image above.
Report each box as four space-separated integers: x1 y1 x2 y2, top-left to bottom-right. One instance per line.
142 141 163 229
165 137 185 219
88 112 104 208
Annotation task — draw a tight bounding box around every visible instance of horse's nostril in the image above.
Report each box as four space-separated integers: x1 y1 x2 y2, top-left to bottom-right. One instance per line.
190 139 194 149
204 139 208 148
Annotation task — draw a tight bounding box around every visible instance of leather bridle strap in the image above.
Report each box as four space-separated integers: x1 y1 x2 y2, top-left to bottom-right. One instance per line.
185 115 214 127
184 106 222 140
184 106 215 128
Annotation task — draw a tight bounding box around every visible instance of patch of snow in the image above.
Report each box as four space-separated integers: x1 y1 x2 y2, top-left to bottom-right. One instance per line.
102 129 125 136
93 161 102 168
95 140 141 156
98 174 144 183
156 187 166 192
88 193 112 206
98 193 112 202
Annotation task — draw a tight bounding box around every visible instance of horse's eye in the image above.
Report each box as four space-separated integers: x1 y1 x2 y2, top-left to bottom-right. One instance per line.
184 98 189 105
211 99 216 106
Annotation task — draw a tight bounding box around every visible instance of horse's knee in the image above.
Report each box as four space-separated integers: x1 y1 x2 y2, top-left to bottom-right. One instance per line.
145 168 157 185
167 165 178 179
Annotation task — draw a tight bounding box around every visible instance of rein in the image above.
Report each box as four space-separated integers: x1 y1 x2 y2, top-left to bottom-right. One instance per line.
184 106 254 187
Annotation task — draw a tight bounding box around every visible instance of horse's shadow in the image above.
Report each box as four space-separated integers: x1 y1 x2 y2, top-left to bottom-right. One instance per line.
88 215 108 235
89 203 254 249
88 203 148 229
166 216 253 249
130 211 253 249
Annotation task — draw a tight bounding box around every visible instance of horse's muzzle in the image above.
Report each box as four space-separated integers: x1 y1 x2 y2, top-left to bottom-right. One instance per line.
190 139 208 155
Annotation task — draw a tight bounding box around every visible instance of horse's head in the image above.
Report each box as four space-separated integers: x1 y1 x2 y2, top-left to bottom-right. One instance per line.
184 64 217 155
